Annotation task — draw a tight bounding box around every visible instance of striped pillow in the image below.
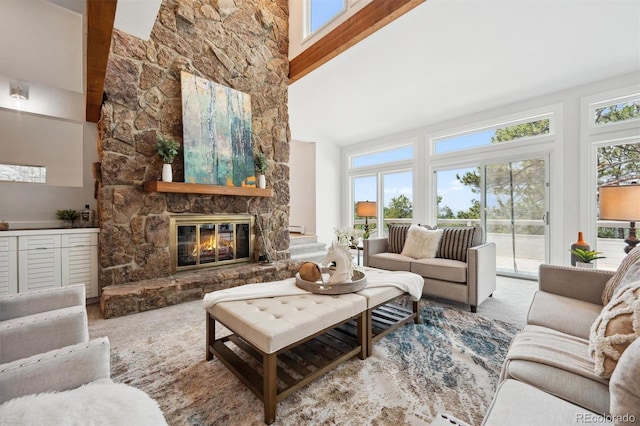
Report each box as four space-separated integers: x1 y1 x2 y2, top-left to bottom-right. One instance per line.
388 224 411 254
436 227 477 262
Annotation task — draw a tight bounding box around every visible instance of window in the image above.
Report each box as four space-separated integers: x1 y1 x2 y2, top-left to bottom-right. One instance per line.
0 164 46 183
308 0 345 34
348 140 415 238
593 96 640 126
433 117 551 155
351 145 413 168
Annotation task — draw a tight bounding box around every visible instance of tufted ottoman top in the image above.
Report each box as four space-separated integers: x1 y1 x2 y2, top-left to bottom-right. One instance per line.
209 293 367 354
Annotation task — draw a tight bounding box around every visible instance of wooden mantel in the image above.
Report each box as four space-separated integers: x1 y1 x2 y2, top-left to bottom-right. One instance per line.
144 181 273 197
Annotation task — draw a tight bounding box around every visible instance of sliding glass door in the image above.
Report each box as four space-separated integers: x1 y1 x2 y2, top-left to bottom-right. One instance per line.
436 156 549 278
484 157 548 277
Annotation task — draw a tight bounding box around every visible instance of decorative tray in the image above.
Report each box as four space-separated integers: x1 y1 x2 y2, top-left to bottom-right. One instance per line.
295 269 367 295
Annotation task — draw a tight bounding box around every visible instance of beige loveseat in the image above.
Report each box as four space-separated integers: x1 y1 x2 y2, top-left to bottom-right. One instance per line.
363 225 496 312
481 255 640 425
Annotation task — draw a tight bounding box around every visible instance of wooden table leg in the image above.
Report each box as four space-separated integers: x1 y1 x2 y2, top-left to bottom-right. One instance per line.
413 300 420 324
206 312 215 361
361 310 370 359
263 352 277 424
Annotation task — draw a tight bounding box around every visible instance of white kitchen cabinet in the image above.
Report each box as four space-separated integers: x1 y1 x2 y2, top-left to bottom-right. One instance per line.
18 234 62 292
0 228 99 298
61 233 99 298
0 236 18 295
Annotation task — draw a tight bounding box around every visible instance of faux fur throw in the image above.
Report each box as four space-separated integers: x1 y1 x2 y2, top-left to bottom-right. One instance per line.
0 382 167 426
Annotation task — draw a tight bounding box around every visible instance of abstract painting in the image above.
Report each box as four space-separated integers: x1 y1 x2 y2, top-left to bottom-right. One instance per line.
180 71 255 187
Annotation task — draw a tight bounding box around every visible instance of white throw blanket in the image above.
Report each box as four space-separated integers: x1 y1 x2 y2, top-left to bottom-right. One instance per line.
202 268 424 310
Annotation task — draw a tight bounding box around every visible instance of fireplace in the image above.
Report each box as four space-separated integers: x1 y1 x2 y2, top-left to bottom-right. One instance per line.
169 214 255 273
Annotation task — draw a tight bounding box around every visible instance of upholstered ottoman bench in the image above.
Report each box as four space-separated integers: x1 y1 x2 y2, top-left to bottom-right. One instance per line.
205 291 367 424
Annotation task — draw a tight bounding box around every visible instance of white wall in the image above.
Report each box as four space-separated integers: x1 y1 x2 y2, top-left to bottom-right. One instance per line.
289 140 316 235
339 71 640 266
0 122 98 229
314 139 341 246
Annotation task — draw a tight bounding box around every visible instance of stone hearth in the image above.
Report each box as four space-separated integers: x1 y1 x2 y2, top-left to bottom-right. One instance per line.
100 260 303 318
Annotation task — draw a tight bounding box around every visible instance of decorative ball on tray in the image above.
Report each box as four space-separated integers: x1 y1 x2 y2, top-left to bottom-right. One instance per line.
299 262 322 282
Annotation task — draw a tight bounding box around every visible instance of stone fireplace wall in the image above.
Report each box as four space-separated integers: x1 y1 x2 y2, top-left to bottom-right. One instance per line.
97 0 290 289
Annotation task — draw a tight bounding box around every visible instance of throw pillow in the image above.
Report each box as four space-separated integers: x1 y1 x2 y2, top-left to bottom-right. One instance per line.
436 227 477 262
589 280 640 378
388 224 411 254
602 246 640 305
610 337 640 421
401 225 443 259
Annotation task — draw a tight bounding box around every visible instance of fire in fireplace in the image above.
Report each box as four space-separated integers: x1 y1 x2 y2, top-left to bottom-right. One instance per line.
169 214 254 273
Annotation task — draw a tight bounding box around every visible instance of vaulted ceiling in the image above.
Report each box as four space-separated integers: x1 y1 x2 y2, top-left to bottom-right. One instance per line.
288 0 640 146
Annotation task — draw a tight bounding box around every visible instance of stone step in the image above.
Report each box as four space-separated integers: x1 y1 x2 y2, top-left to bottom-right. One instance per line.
290 250 327 264
289 234 319 246
289 241 327 255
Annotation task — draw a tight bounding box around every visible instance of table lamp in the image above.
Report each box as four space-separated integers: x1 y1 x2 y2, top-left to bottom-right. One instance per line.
599 183 640 254
356 201 377 238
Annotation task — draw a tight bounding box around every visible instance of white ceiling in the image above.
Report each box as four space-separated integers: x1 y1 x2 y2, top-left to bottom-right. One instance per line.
288 0 640 146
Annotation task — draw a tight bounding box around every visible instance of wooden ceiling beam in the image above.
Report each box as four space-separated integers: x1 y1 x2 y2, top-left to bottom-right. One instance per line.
86 0 117 123
289 0 425 84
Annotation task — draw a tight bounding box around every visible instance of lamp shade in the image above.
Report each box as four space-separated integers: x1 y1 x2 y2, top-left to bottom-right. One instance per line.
356 201 377 217
599 184 640 221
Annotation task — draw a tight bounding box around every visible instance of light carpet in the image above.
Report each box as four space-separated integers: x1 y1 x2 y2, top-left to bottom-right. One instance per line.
88 298 520 425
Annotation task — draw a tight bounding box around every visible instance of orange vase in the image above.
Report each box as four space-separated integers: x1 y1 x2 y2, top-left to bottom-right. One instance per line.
570 232 590 266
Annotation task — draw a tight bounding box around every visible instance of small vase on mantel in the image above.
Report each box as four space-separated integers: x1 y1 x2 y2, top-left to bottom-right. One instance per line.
570 232 590 266
258 174 266 189
162 164 173 183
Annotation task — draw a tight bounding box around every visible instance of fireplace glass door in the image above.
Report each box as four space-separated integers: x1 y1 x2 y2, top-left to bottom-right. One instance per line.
170 215 254 273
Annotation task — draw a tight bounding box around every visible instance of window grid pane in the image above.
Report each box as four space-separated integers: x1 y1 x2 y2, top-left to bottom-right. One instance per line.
594 99 640 126
351 145 413 168
310 0 344 33
434 118 550 155
0 164 46 183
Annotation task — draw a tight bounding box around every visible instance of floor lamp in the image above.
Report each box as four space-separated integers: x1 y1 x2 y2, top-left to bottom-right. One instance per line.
599 184 640 254
356 201 377 239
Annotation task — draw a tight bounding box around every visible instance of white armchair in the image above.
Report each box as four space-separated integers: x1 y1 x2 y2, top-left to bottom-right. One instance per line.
0 338 167 425
0 284 88 364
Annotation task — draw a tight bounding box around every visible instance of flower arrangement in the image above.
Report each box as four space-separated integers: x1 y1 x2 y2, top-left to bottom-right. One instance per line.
570 248 605 263
156 135 180 164
334 227 364 246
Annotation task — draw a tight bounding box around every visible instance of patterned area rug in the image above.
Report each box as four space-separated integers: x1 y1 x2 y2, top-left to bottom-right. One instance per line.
89 299 520 426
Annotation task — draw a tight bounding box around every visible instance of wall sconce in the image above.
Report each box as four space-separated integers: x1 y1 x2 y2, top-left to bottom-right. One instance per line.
356 200 377 238
10 82 29 100
599 183 640 254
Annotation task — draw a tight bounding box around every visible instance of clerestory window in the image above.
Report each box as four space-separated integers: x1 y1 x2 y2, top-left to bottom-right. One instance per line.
307 0 345 35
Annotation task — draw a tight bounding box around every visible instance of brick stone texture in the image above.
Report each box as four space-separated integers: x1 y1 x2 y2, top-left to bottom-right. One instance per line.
96 0 291 315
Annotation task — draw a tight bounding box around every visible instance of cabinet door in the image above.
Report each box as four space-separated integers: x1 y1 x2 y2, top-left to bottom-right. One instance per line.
0 236 18 295
18 235 62 292
61 233 99 298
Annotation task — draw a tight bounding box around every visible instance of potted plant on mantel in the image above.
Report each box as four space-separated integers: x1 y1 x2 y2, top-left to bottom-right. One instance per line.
156 135 180 182
255 152 268 189
570 248 606 268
